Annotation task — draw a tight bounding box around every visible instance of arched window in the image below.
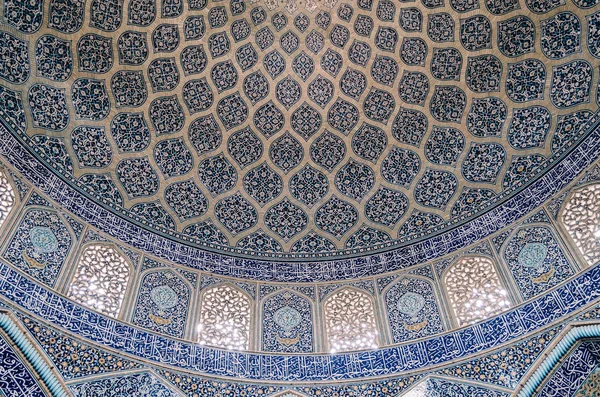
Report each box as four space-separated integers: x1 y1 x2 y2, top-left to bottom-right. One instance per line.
0 170 15 229
403 381 428 397
323 288 378 353
561 183 600 266
67 245 130 318
198 284 251 350
444 256 511 326
272 392 308 397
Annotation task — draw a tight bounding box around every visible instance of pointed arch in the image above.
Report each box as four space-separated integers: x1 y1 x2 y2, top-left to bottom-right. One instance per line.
69 370 183 397
261 288 314 353
402 377 507 397
502 225 575 300
67 243 132 318
322 287 378 353
0 311 70 397
131 269 191 338
3 207 74 287
197 283 252 350
384 275 444 342
270 391 309 397
443 256 511 326
517 323 600 397
559 182 600 266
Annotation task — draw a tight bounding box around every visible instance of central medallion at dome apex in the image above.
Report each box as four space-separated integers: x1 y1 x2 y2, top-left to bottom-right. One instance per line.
1 0 598 260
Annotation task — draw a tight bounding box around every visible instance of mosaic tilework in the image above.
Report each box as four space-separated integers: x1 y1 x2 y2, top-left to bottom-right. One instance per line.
8 303 600 397
131 270 190 338
262 290 314 353
575 367 600 396
199 275 254 298
20 315 141 380
318 280 375 301
259 284 316 301
6 169 29 200
404 378 509 397
1 0 598 260
537 341 600 396
4 0 44 33
0 255 598 383
156 368 283 397
0 332 47 397
441 326 561 389
3 209 72 287
502 226 575 300
70 372 179 397
384 277 444 343
5 106 597 282
0 32 29 85
0 3 596 282
295 375 422 396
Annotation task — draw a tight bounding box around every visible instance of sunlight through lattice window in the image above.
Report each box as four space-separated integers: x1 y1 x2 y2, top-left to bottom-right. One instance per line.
324 288 378 353
197 285 251 350
561 184 600 266
445 257 511 326
403 382 428 397
0 170 15 229
68 245 130 318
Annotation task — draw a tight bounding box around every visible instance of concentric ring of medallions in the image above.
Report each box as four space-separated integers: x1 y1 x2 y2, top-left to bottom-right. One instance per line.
0 0 599 259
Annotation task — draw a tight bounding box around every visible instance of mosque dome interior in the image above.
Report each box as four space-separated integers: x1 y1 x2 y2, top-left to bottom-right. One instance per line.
0 0 600 395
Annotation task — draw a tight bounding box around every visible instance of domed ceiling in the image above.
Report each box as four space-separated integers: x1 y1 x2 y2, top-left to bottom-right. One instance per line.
1 0 598 260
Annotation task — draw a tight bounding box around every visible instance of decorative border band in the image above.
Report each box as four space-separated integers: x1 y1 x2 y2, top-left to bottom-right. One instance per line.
0 110 599 281
517 323 600 397
0 260 599 382
0 311 69 397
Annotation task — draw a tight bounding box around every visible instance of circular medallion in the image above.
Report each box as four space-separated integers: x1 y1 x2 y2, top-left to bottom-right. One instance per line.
397 292 425 317
273 306 301 331
28 226 59 254
518 242 548 269
150 285 179 310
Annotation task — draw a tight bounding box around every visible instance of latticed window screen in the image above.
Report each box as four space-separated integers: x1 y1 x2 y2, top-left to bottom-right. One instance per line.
68 245 130 318
403 382 428 397
0 170 15 229
445 256 511 326
197 285 251 350
561 184 600 266
323 288 378 353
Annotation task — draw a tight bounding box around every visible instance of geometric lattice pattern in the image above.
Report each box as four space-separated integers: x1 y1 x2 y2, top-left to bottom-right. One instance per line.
67 245 130 318
198 285 251 350
323 288 378 353
561 183 600 266
0 1 600 393
0 169 14 229
444 256 511 326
